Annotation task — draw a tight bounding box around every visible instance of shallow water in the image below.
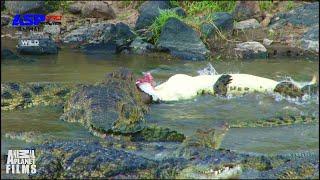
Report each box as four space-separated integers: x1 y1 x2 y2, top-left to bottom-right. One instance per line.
1 38 319 156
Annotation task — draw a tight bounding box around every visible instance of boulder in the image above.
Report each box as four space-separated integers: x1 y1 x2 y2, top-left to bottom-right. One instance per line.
233 1 261 22
299 25 319 53
172 7 187 17
63 22 136 53
234 18 262 30
81 1 116 19
5 1 46 14
201 12 233 38
270 2 319 28
68 1 84 14
135 1 172 30
16 37 59 55
234 41 267 59
157 17 210 61
1 15 11 26
129 37 155 54
60 68 149 134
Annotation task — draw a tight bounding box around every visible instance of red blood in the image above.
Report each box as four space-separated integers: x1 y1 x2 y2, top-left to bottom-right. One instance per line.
136 73 155 87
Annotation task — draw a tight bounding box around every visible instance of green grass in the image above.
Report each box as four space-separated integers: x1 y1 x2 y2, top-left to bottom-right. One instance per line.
258 0 274 11
44 1 72 12
285 1 296 11
149 9 183 44
180 1 237 16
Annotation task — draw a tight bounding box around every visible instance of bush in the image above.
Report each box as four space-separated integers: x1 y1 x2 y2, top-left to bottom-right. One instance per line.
44 1 71 12
149 9 183 44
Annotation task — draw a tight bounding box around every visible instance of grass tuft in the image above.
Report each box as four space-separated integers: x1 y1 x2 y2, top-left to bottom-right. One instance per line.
149 9 183 44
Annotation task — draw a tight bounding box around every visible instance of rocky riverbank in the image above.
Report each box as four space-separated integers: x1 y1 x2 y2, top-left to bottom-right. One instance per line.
1 1 319 60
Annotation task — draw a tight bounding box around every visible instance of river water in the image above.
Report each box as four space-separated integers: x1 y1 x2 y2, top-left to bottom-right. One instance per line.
1 39 319 157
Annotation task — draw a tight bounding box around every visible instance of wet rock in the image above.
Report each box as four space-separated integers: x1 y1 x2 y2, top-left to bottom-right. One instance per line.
270 2 319 28
32 140 156 179
233 1 261 22
157 17 210 61
201 12 233 38
129 37 155 55
1 15 11 26
17 37 59 55
172 7 187 17
234 41 267 59
135 1 172 30
299 25 319 53
82 1 116 19
234 18 261 30
60 68 149 134
5 1 46 14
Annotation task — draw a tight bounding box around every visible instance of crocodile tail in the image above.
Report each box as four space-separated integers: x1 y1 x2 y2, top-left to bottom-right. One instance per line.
274 82 303 98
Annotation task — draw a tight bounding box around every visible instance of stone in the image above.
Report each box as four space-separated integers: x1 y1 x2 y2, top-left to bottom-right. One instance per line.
129 37 155 54
263 38 273 46
1 15 11 26
299 25 319 53
234 41 267 59
201 12 233 38
81 1 116 19
172 7 187 17
16 37 59 55
234 19 262 30
260 13 273 27
233 1 261 22
68 1 84 14
157 17 210 61
43 25 61 35
270 2 319 28
60 68 149 134
135 1 172 30
5 1 46 14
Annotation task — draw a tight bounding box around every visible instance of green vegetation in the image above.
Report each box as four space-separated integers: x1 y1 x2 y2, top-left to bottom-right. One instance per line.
285 1 296 11
149 9 183 44
258 0 274 11
44 1 71 12
179 1 236 16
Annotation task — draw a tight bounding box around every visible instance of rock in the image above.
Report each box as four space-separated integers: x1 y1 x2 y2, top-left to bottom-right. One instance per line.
60 68 149 134
270 2 319 28
234 18 261 30
129 37 155 54
68 1 84 14
234 41 267 59
17 37 59 55
201 12 233 38
82 1 116 19
157 17 210 61
5 1 46 14
299 25 319 53
135 1 172 30
260 13 273 27
1 48 18 59
63 22 136 53
32 140 156 179
233 1 261 22
172 7 187 17
43 25 61 35
263 38 273 46
1 15 11 26
62 23 109 44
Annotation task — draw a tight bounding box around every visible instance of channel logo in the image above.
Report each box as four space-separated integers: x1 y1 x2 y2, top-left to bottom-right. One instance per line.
12 14 62 27
19 40 40 47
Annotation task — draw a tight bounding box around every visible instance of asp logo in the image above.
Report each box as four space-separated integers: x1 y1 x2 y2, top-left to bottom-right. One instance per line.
12 14 62 27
